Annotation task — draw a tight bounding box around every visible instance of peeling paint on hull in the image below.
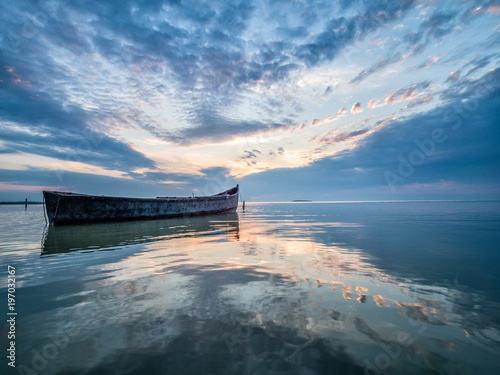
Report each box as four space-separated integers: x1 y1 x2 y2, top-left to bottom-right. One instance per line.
43 185 239 225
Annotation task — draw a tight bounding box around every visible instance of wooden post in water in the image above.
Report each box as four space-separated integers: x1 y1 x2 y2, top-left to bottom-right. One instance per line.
25 198 28 210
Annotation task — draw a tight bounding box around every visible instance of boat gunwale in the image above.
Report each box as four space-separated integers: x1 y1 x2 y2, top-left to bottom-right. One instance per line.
43 187 238 202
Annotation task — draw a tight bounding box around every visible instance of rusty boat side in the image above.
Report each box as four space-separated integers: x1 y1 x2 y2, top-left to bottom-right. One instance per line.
43 185 239 225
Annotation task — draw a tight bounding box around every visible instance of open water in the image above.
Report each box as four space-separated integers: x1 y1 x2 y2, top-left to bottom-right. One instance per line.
1 201 500 374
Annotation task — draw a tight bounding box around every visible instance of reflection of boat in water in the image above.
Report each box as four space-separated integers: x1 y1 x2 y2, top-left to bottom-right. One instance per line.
41 211 239 255
43 185 239 225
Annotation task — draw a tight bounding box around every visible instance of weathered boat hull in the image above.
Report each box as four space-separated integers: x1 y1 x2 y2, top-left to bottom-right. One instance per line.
43 185 239 225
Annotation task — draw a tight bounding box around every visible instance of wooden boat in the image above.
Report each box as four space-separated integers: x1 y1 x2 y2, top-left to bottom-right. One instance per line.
43 185 239 225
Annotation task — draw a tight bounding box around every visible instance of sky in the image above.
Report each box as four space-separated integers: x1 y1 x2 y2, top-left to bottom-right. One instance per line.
1 0 499 201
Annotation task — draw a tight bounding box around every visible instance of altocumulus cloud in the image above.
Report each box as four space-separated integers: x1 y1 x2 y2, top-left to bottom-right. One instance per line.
349 0 496 84
0 0 423 154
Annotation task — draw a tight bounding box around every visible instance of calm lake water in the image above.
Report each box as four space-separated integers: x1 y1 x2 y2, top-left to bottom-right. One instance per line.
1 201 500 375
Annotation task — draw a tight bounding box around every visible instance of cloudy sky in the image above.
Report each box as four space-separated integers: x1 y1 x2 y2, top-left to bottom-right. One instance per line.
1 0 499 201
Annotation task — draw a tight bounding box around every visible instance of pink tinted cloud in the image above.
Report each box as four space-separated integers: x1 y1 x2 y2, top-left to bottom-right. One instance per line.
446 71 460 83
367 99 380 109
5 66 32 87
385 93 396 104
317 128 370 144
350 102 363 114
487 4 500 15
401 88 416 100
311 114 338 127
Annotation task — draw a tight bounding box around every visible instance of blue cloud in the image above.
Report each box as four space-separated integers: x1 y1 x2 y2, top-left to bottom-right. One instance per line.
351 52 403 84
295 1 417 67
0 60 156 172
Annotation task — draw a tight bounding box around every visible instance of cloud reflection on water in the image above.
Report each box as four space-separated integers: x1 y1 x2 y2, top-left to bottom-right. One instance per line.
13 203 500 374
